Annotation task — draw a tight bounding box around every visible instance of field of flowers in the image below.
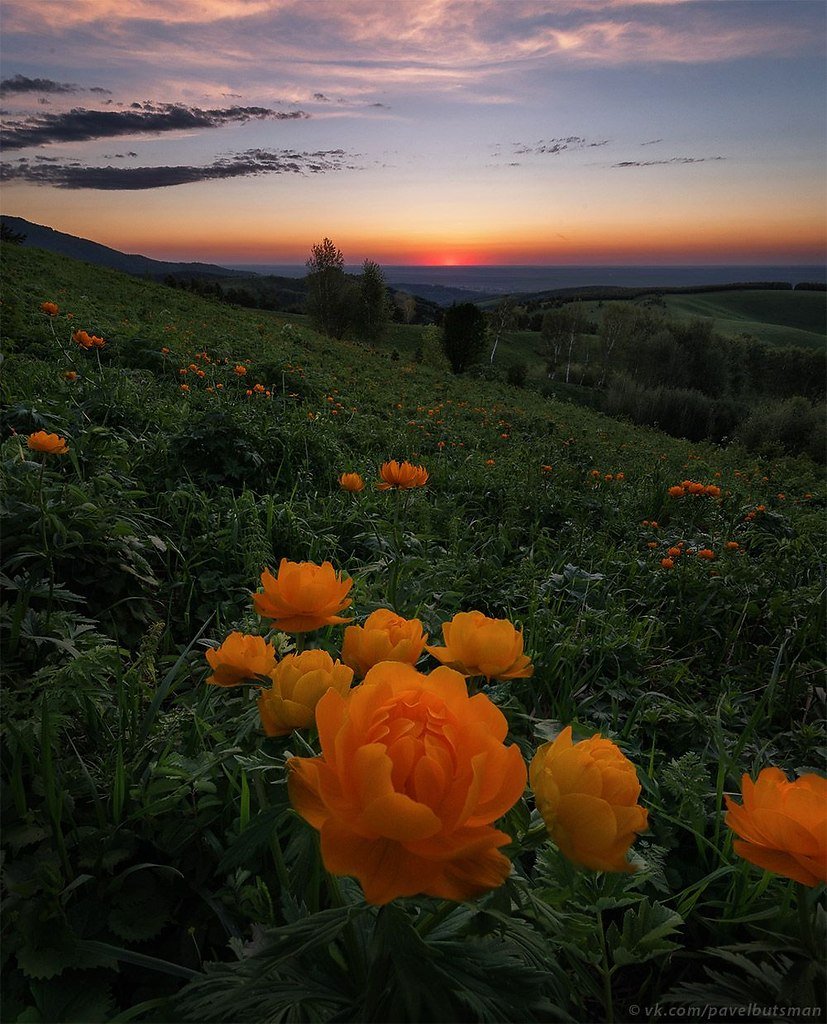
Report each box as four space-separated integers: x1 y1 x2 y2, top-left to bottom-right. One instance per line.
1 244 825 1024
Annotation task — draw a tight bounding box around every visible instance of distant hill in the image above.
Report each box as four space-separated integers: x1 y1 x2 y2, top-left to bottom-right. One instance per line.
0 215 249 280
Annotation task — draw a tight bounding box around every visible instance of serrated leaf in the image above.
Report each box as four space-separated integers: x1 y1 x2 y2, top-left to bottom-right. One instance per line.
607 898 683 968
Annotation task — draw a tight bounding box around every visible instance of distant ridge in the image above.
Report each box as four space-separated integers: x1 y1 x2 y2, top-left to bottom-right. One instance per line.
0 215 250 280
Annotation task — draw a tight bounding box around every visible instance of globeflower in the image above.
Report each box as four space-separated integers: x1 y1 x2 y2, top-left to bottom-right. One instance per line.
253 558 353 633
668 486 685 498
258 650 353 736
529 726 649 873
287 663 527 904
377 460 429 490
40 301 59 316
26 430 69 455
725 768 827 887
72 329 105 349
205 632 277 687
342 609 428 677
426 610 533 681
338 472 365 493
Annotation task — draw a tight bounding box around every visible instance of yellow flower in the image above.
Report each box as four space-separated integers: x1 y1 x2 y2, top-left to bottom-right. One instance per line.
26 431 69 455
377 460 429 490
287 663 526 903
205 632 277 687
253 558 353 633
725 768 827 887
339 472 365 493
258 649 353 735
426 610 533 681
529 726 648 872
342 609 428 678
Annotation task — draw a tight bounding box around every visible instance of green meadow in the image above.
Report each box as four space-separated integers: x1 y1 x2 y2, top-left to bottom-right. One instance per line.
1 244 825 1023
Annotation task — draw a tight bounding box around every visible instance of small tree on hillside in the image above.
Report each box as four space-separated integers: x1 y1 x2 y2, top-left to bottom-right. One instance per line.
305 237 351 338
541 303 586 382
487 296 516 365
358 260 391 344
441 302 487 374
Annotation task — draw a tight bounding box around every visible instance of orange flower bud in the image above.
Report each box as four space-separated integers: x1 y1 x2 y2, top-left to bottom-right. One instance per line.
529 726 648 873
258 649 353 736
426 610 533 681
725 541 740 551
63 370 78 381
725 768 827 887
342 609 428 678
40 301 59 316
667 547 682 557
377 460 429 490
697 548 715 560
338 472 365 493
660 558 674 569
287 663 526 904
253 559 353 634
205 631 277 687
26 430 69 455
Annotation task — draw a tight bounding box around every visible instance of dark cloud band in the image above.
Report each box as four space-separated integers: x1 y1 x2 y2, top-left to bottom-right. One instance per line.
1 147 360 189
612 156 726 167
0 103 308 149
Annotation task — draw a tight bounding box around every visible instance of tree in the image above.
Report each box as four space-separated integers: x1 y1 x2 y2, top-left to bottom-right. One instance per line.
486 296 516 365
358 259 390 344
441 302 487 374
541 303 586 383
305 237 351 338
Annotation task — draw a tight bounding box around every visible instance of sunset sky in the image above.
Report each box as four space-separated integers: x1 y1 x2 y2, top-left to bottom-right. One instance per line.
1 0 825 266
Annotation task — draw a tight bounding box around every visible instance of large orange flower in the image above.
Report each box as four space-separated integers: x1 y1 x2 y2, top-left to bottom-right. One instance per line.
205 632 277 687
342 609 428 678
26 431 69 455
253 559 353 633
288 663 527 904
529 726 648 873
426 610 533 681
725 767 827 887
258 649 353 736
377 460 429 490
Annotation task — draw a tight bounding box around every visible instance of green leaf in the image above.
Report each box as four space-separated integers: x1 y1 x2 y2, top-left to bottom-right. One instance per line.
607 898 684 969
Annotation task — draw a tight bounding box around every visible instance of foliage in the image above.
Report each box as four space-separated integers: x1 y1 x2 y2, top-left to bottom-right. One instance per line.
441 302 487 374
1 243 824 1023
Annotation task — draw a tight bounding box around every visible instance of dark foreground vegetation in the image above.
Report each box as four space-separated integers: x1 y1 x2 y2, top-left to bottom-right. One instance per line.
1 242 825 1023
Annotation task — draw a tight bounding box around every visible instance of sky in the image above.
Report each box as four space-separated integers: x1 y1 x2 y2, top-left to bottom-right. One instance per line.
0 0 825 266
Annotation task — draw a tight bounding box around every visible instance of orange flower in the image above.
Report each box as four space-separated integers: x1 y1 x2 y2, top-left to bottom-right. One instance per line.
253 559 353 633
234 364 247 375
205 632 277 687
427 610 533 681
697 549 715 560
342 609 428 678
687 482 705 495
725 768 827 887
377 460 429 490
529 726 648 873
725 541 740 551
667 546 682 558
704 484 721 498
63 370 78 381
660 558 674 569
40 301 59 316
72 329 105 349
339 472 365 493
287 663 527 904
647 541 658 549
26 430 69 455
258 650 353 735
668 486 685 498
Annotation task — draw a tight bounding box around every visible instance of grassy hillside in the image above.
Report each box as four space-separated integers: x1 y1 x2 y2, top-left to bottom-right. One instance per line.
660 290 826 349
1 243 824 1023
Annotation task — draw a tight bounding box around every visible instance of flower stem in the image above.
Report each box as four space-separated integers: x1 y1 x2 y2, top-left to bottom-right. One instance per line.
596 907 614 1024
796 882 815 955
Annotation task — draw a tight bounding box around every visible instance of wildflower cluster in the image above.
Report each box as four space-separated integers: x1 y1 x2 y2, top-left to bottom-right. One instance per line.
668 479 721 498
72 329 106 349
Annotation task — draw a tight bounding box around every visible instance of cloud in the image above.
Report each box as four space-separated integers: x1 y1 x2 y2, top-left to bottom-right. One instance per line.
640 138 662 146
0 73 79 94
512 136 609 156
0 103 309 149
611 156 726 167
1 147 362 189
313 92 331 102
